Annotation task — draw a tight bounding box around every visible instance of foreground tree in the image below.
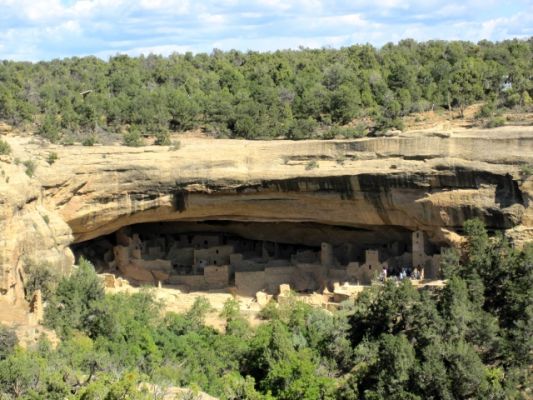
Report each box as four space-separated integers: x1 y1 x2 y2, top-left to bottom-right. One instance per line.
45 257 105 337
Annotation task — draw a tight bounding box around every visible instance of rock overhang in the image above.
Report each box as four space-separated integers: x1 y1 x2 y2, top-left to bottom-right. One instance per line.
1 127 533 301
17 127 529 246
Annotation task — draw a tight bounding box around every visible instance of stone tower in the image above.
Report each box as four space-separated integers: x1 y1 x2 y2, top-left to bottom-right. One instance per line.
320 242 334 266
412 230 426 269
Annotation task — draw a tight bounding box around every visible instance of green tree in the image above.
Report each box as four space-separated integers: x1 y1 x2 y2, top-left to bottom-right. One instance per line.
45 257 105 337
0 324 17 360
23 261 61 302
450 58 484 117
38 113 61 142
0 348 45 398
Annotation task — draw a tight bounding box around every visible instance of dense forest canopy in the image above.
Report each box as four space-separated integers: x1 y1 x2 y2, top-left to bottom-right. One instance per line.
0 38 532 143
0 219 532 399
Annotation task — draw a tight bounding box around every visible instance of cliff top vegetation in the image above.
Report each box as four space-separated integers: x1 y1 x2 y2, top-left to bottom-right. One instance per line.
0 38 531 145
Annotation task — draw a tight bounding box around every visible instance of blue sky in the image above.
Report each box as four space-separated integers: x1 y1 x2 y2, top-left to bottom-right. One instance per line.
0 0 531 61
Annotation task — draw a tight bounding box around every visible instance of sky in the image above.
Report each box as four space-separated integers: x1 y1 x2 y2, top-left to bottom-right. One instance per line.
0 0 531 61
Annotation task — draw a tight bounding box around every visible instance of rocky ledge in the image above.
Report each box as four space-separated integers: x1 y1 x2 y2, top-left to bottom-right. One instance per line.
1 126 532 303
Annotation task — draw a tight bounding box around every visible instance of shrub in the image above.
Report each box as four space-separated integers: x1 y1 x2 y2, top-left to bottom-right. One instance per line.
169 139 181 151
522 90 532 106
349 124 368 138
23 262 61 302
22 160 36 177
475 102 496 119
326 124 367 139
504 91 521 108
288 118 318 140
123 128 143 147
154 129 171 146
305 160 319 170
484 116 505 128
203 123 231 138
520 164 533 176
185 296 213 331
373 115 404 134
0 139 11 155
322 129 336 140
258 299 280 320
82 136 96 146
61 136 75 146
38 115 61 143
46 152 58 165
44 257 104 337
411 99 432 113
0 325 17 360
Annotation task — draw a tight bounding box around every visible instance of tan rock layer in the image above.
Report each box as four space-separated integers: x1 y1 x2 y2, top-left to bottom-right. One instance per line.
0 160 73 304
1 127 533 302
30 128 533 245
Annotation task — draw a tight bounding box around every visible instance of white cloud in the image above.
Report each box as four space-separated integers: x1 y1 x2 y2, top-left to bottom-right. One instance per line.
312 13 380 30
199 13 227 26
138 0 191 14
0 0 530 61
256 0 292 11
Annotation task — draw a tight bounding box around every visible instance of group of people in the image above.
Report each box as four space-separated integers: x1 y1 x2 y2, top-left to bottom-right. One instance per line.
399 267 422 280
380 266 423 282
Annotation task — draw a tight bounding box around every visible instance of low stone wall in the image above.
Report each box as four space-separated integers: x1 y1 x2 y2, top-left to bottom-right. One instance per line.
204 265 229 289
328 268 348 283
385 252 412 270
265 266 295 293
168 246 194 266
145 245 165 260
166 274 207 291
293 264 328 291
194 245 234 266
191 234 222 248
119 263 155 284
233 260 266 272
132 259 171 272
235 270 266 296
346 262 377 285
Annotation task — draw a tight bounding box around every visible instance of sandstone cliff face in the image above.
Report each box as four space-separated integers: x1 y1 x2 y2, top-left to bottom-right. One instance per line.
0 156 73 304
1 126 532 301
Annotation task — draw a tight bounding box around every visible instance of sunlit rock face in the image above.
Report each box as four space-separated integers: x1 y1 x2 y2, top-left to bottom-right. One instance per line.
0 160 73 304
1 126 533 300
34 127 532 246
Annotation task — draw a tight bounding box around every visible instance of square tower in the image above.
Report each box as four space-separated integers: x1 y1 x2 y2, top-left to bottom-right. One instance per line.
412 230 426 269
320 242 334 266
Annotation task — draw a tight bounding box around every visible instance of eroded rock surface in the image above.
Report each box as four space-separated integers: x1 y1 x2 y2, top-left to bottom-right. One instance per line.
1 126 533 302
0 156 73 305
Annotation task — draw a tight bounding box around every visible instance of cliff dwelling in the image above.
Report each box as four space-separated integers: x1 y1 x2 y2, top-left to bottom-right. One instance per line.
72 220 442 295
2 129 531 306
